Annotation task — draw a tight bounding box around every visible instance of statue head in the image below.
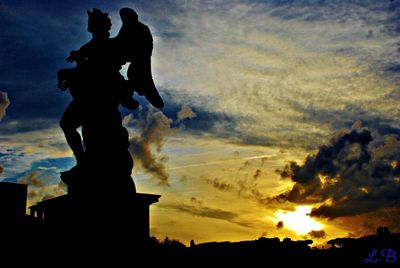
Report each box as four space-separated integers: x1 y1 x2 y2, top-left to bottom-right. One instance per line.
119 8 138 25
87 8 112 37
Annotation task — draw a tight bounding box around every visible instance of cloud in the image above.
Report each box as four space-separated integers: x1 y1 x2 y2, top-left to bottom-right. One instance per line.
0 118 61 135
274 127 400 219
160 199 252 228
203 174 280 211
308 230 326 239
149 0 400 150
238 160 251 172
0 91 10 121
176 105 197 123
253 169 262 180
335 207 400 235
160 201 237 221
18 171 43 187
0 130 73 181
4 0 400 152
127 109 173 186
16 171 67 206
204 177 238 193
190 196 203 206
30 181 67 206
0 122 71 181
291 103 400 140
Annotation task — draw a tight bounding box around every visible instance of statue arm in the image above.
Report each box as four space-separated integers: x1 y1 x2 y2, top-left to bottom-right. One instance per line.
66 42 91 65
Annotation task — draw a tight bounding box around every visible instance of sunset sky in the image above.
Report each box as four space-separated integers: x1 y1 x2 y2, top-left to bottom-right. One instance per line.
1 0 400 246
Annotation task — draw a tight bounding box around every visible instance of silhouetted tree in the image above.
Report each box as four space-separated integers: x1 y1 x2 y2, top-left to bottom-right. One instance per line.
377 226 391 236
162 236 186 250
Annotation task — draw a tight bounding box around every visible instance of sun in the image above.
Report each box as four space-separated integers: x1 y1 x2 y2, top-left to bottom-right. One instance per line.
274 206 323 235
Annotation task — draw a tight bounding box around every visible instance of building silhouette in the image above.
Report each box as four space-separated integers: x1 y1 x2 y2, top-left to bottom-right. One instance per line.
29 191 160 242
0 181 27 224
0 181 160 257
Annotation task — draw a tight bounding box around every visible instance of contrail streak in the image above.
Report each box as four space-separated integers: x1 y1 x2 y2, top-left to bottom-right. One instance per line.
166 154 274 171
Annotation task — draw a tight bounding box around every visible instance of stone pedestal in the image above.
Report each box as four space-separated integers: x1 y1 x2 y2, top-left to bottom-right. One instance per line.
29 192 160 244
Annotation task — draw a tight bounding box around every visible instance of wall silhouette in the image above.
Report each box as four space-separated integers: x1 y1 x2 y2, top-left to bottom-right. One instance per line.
0 181 27 224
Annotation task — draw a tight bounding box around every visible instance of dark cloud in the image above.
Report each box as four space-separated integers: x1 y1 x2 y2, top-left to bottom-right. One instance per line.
238 160 251 172
261 157 269 166
128 92 268 149
253 169 262 180
159 92 239 133
385 63 400 73
269 0 393 25
331 207 400 237
274 128 400 219
290 102 400 144
308 230 326 239
385 0 400 35
161 203 237 222
190 197 203 206
203 175 276 209
204 177 238 193
127 109 172 186
0 118 59 135
154 94 288 149
163 201 254 228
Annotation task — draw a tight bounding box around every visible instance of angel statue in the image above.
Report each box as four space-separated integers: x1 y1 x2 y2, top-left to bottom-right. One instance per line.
57 8 163 189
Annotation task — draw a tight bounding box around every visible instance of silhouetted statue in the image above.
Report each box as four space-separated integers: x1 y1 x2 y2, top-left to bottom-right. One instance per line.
57 8 163 195
114 8 164 109
58 9 133 168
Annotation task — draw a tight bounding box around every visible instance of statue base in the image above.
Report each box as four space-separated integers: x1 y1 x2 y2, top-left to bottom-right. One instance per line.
29 191 161 245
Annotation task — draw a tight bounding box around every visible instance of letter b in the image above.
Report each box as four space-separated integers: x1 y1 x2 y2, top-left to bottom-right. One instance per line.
381 249 397 263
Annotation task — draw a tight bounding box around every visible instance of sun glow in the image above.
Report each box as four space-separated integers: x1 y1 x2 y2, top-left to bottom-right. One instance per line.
275 206 323 235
